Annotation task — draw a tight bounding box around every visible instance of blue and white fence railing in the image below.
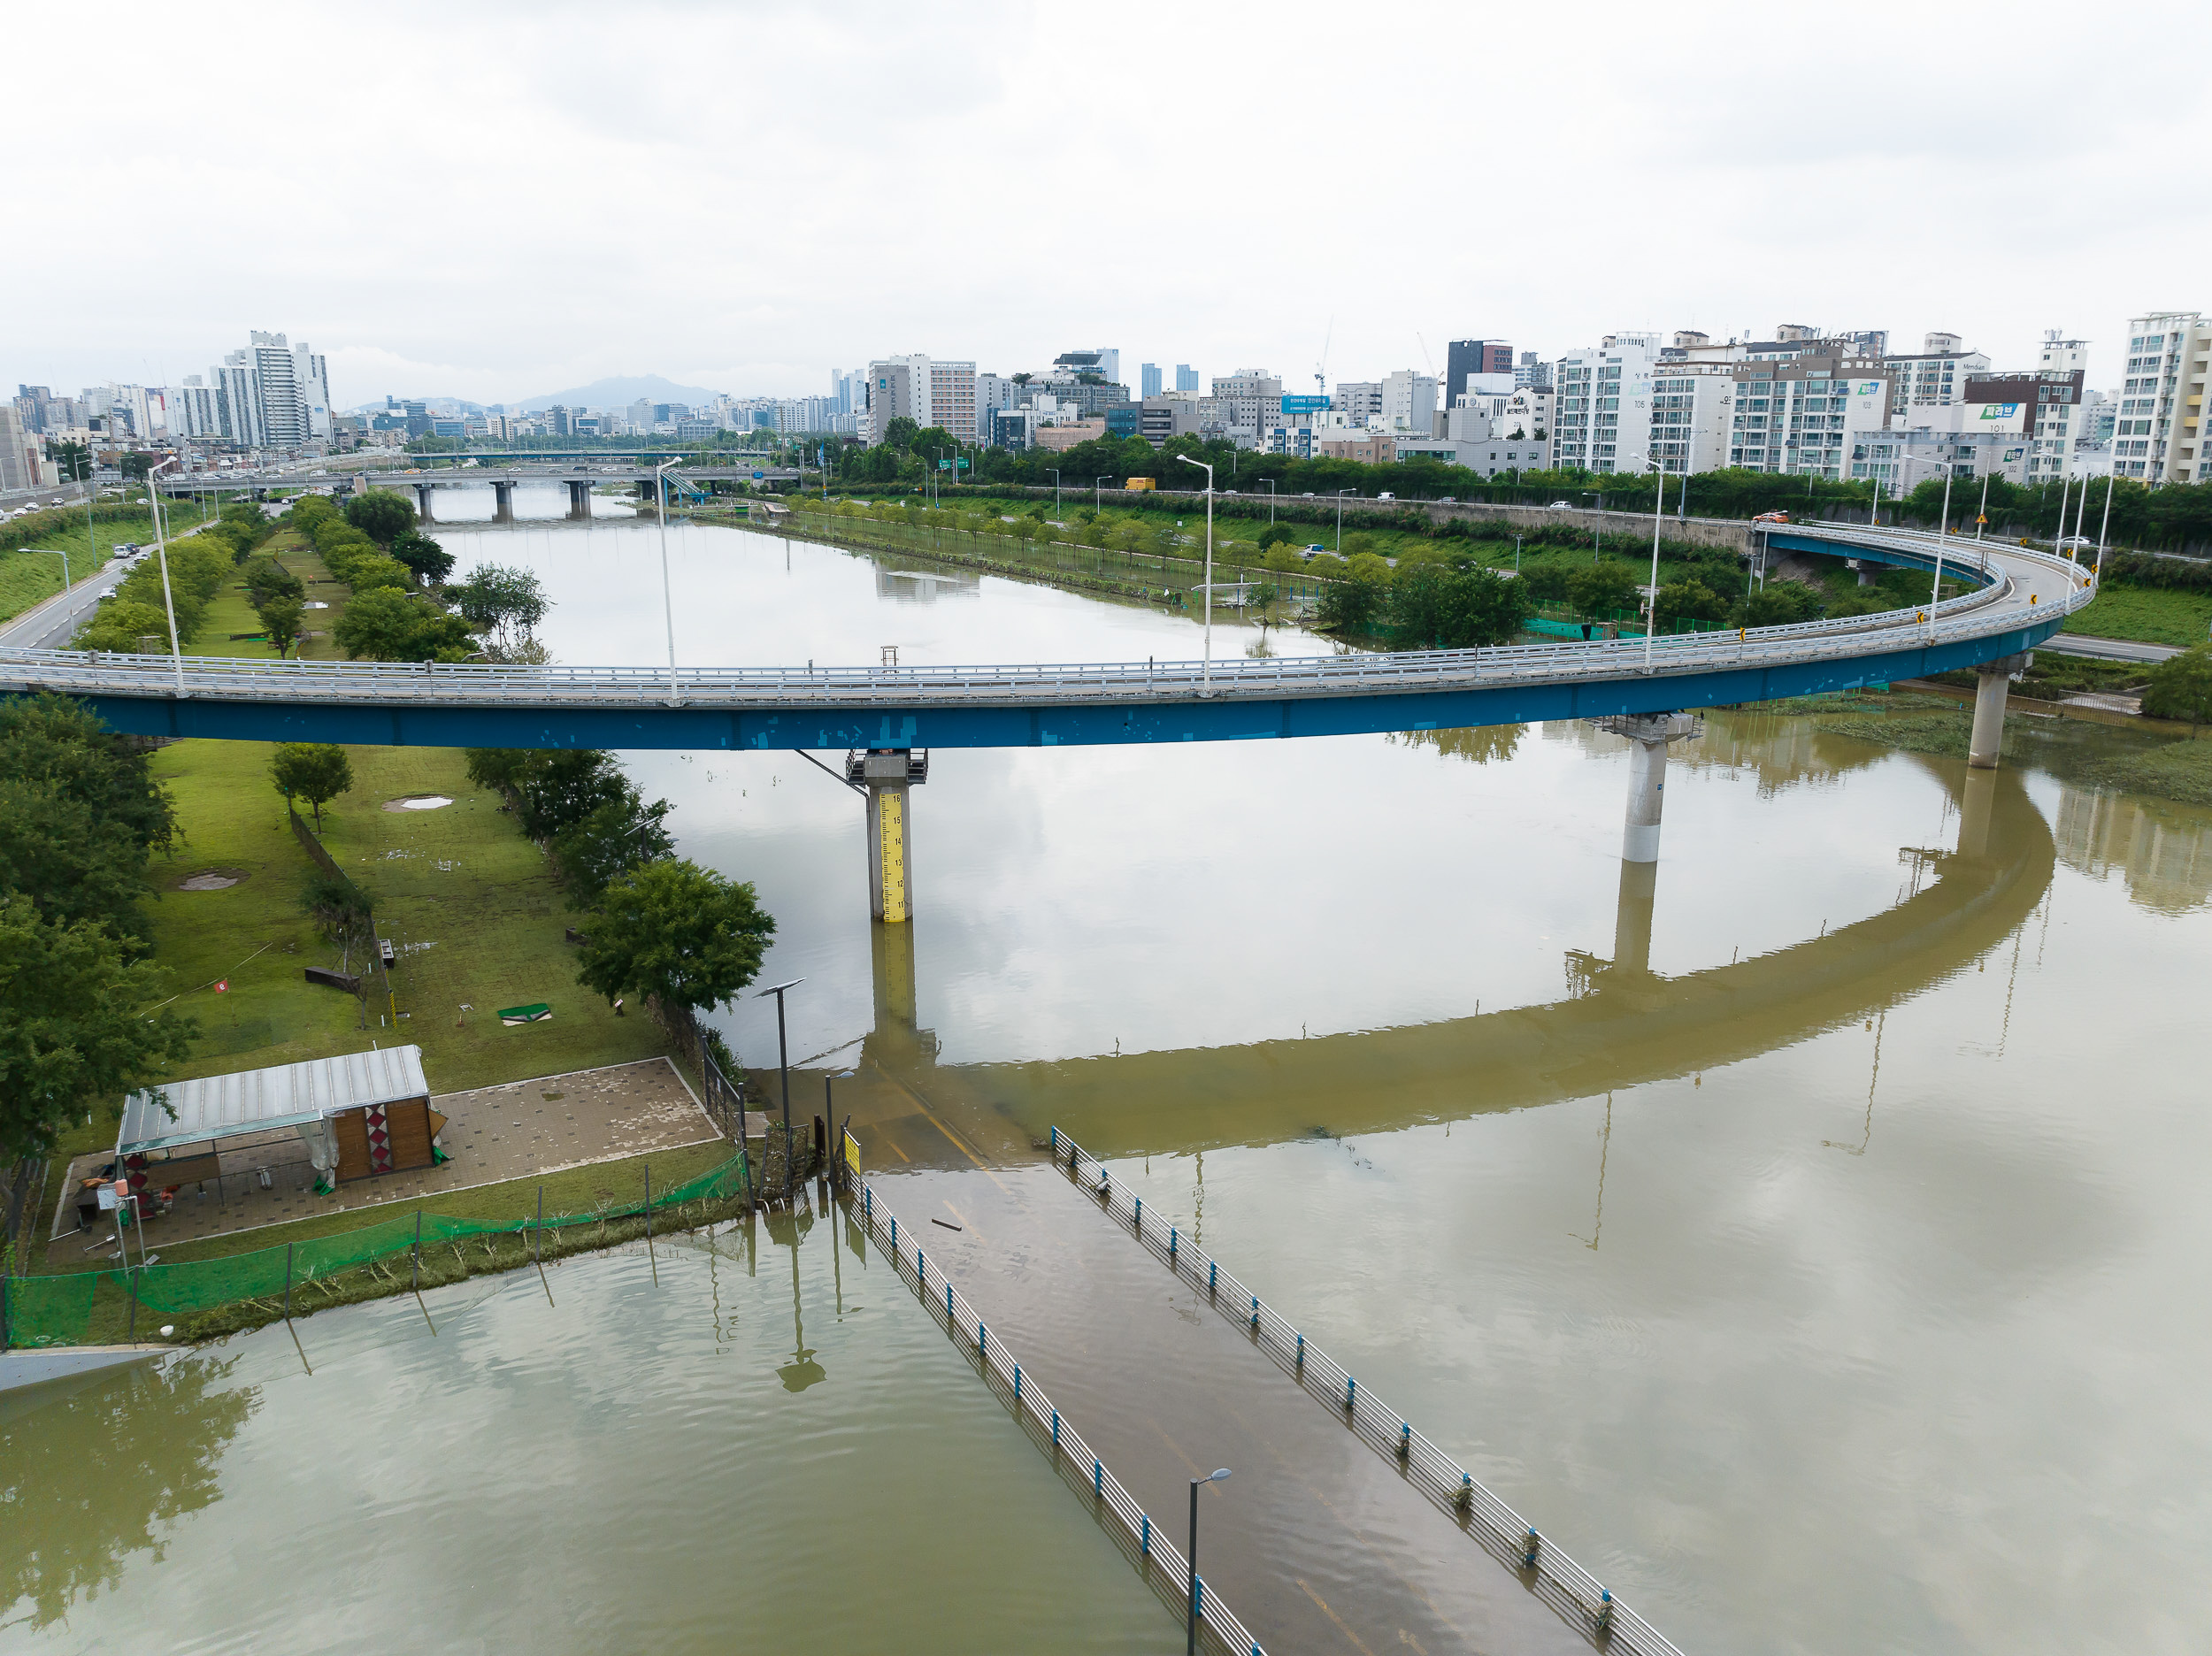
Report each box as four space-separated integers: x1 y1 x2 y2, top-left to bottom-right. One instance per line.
1051 1126 1685 1656
851 1174 1270 1656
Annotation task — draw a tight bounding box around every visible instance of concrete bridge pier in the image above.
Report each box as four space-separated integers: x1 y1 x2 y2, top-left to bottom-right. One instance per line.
565 479 591 521
856 748 928 922
492 480 515 525
412 484 435 525
1970 652 2030 770
1593 712 1701 863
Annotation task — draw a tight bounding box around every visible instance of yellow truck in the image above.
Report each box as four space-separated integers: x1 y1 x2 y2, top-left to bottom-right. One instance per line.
1125 477 1156 491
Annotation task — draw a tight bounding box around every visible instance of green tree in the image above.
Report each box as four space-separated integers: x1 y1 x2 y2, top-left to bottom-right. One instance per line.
551 795 676 908
1386 565 1531 648
270 742 354 828
1519 563 1571 604
119 452 151 482
390 529 455 585
242 555 305 610
0 895 196 1163
72 600 173 655
1730 582 1824 627
341 554 414 594
332 588 478 663
881 416 920 452
256 594 305 658
449 564 549 651
2142 645 2212 735
343 488 418 545
1653 578 1727 625
44 439 92 482
575 858 777 1014
1567 564 1639 617
1316 571 1388 634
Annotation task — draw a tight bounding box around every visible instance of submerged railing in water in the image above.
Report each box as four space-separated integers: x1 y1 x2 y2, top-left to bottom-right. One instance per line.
849 1152 1270 1656
1048 1125 1685 1656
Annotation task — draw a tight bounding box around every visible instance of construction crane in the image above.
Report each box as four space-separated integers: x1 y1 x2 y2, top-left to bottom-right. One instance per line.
1314 317 1333 401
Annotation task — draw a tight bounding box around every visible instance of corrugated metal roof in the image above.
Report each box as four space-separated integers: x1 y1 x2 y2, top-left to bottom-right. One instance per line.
118 1046 429 1154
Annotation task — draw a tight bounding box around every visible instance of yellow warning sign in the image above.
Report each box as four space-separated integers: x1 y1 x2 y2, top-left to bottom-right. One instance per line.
879 789 907 923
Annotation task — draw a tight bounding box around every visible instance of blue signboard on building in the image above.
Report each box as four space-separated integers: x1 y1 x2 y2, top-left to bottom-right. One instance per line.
1281 395 1331 416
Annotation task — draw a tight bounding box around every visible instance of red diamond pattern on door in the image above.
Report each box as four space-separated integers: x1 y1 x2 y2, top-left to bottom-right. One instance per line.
365 1103 395 1175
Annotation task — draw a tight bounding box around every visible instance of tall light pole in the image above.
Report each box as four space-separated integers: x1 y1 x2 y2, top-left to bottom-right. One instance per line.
1094 474 1110 516
1977 470 1992 540
756 978 804 1203
2094 469 2116 582
1645 463 1667 671
1177 455 1216 690
1262 477 1277 525
653 456 682 703
1187 1467 1232 1654
1048 468 1062 518
1333 487 1353 550
147 458 185 695
30 548 73 628
1900 454 1953 640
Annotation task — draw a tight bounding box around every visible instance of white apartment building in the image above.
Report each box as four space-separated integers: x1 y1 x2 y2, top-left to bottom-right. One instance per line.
1852 427 2031 491
2023 334 2091 480
1394 435 1551 477
1647 364 1735 475
0 403 58 492
1878 332 1989 419
1333 380 1383 425
1731 354 1890 479
168 377 222 439
1202 369 1283 448
2113 310 2212 482
1380 370 1438 437
863 355 979 444
1553 333 1661 473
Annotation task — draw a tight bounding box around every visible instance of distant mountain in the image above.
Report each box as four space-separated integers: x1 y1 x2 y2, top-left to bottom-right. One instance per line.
516 374 721 413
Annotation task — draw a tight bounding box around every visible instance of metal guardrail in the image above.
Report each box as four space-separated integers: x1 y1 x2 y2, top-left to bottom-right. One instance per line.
851 1173 1270 1656
1049 1125 1686 1656
0 527 2092 716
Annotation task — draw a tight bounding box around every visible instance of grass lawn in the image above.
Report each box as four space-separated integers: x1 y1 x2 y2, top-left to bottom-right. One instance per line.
0 511 165 624
43 740 671 1173
2062 581 2212 648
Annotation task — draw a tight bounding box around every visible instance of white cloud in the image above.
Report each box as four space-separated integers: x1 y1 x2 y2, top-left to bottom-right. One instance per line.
5 0 2208 402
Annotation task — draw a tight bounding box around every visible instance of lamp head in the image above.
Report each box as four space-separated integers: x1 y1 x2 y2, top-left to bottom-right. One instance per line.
1204 1468 1232 1483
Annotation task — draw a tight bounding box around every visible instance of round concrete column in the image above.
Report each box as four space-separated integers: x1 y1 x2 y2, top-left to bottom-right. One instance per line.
1969 667 2009 770
1624 735 1668 862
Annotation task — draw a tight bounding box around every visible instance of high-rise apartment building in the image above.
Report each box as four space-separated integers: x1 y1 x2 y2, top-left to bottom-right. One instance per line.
1174 364 1198 393
1140 363 1163 399
1445 340 1513 400
1728 352 1890 481
864 355 978 443
2113 310 2211 482
1552 333 1662 473
1381 369 1439 435
1647 364 1736 475
1200 370 1283 448
1333 381 1383 425
1514 351 1552 391
1878 331 1989 418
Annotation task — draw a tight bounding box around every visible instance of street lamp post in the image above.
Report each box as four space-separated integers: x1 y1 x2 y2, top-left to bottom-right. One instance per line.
653 457 682 703
1187 1467 1232 1654
1900 455 1954 639
1333 487 1353 551
1048 469 1062 518
1263 478 1277 525
30 548 73 628
755 978 805 1203
147 458 185 696
1645 464 1667 670
1177 456 1216 690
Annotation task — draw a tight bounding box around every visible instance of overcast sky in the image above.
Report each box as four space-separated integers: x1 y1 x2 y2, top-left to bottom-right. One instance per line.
8 1 2208 408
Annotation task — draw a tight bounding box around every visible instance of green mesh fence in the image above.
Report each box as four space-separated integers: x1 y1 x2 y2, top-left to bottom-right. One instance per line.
3 1150 752 1349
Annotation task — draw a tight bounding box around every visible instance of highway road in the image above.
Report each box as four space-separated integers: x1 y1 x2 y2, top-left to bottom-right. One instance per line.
2039 632 2185 664
0 556 134 649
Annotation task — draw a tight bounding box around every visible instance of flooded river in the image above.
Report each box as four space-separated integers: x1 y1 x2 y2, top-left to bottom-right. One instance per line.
10 513 2208 1653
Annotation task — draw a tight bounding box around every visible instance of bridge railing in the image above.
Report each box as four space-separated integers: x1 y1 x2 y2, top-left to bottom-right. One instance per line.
1049 1127 1682 1656
852 1174 1271 1656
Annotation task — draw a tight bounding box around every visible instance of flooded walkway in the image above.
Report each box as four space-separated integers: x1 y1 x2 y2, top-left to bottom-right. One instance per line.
869 1161 1597 1656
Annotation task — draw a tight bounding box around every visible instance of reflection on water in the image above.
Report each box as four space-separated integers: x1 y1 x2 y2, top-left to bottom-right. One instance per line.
2055 784 2212 912
0 1357 255 1632
0 1215 1174 1652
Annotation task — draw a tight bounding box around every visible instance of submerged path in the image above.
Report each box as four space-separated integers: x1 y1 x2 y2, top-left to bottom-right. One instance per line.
873 1161 1600 1655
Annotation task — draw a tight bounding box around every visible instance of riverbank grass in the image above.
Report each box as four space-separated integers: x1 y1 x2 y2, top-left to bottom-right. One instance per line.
2062 581 2212 648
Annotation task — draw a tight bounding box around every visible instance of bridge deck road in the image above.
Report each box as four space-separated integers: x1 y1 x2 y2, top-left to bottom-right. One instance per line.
867 1159 1600 1656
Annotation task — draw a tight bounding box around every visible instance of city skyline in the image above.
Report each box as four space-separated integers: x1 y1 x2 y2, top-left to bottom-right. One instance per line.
8 2 2208 406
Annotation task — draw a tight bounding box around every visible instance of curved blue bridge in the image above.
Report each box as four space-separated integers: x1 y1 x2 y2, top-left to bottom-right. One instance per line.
0 524 2089 751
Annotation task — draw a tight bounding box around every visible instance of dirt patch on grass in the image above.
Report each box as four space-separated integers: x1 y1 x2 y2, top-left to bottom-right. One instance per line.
382 794 455 811
177 868 247 891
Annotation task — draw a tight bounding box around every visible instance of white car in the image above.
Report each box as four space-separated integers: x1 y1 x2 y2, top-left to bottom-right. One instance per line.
1547 500 1573 510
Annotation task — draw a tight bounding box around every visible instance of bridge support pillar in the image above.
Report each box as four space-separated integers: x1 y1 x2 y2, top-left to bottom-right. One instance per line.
566 479 591 521
413 484 435 525
637 479 655 504
856 749 926 922
492 480 515 524
1587 712 1701 863
1969 654 2028 770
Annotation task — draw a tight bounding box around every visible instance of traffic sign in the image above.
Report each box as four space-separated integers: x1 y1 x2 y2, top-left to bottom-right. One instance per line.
752 471 764 480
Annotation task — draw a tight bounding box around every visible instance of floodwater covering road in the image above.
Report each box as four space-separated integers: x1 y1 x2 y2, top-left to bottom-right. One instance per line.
9 509 2208 1653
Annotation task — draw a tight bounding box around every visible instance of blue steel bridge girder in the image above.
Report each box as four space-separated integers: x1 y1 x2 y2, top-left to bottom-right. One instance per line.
71 617 2063 753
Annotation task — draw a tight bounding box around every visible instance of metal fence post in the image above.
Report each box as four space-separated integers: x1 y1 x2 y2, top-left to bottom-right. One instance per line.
1524 1529 1540 1569
282 1242 295 1321
534 1185 543 1265
411 1210 422 1291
